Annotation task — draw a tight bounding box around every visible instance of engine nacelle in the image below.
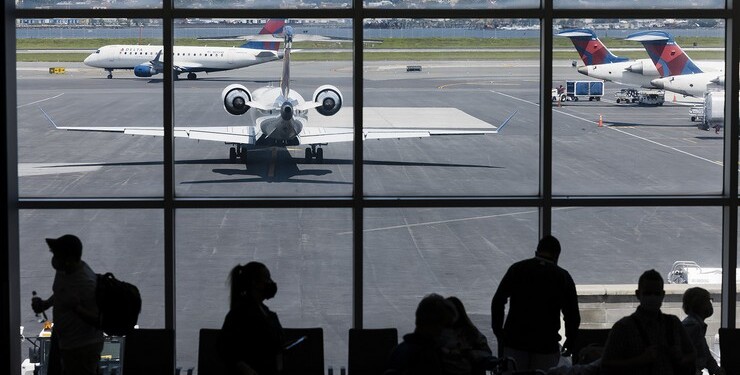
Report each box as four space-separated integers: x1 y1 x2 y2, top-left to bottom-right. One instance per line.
221 84 252 116
627 61 645 74
134 63 157 78
312 85 343 116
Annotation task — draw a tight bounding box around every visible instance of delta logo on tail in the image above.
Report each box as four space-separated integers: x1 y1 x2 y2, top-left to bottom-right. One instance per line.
244 19 285 51
625 31 703 77
557 29 629 65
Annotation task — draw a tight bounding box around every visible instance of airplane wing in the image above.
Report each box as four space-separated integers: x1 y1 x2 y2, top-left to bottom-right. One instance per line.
298 107 516 145
41 108 257 144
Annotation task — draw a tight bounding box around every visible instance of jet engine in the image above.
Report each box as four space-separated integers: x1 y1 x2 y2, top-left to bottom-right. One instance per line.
312 85 343 116
626 61 645 74
134 63 157 78
221 84 252 116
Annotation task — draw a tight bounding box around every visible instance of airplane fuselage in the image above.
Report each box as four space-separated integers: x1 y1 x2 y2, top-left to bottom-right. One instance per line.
576 59 724 90
84 44 280 72
249 87 309 146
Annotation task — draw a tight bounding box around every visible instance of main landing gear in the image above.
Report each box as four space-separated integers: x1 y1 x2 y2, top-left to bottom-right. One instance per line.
187 72 197 80
229 145 248 164
304 145 324 164
106 69 113 79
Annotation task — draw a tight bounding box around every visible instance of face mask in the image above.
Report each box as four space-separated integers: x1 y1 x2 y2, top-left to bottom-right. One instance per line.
639 295 663 312
264 281 278 299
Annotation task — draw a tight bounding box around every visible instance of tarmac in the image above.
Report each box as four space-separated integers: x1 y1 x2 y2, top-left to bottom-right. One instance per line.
15 59 727 370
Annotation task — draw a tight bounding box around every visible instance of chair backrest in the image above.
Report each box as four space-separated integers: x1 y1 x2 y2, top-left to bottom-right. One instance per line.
348 328 399 375
570 328 610 364
122 328 175 375
719 328 740 375
198 328 228 375
282 327 325 375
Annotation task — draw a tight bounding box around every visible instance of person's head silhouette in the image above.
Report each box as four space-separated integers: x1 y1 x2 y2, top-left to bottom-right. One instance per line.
682 286 713 319
415 293 454 339
635 269 665 313
229 261 278 308
46 234 83 273
535 235 561 264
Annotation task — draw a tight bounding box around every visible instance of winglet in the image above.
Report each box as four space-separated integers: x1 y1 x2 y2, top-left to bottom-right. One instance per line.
626 30 703 76
495 110 517 133
557 29 629 65
39 107 60 129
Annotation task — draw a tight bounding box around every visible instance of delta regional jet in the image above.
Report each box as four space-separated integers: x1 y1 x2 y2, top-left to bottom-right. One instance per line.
83 19 286 80
626 30 724 98
45 26 516 165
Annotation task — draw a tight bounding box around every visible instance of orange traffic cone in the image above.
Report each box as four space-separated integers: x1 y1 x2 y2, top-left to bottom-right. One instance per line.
598 114 603 127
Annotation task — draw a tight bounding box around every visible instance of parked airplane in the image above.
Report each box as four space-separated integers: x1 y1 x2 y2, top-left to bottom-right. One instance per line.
558 29 660 88
626 30 724 98
83 19 285 80
45 26 516 165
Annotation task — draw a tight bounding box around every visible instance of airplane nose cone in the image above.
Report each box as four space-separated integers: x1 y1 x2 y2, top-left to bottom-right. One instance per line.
83 54 91 65
650 78 665 89
577 66 589 75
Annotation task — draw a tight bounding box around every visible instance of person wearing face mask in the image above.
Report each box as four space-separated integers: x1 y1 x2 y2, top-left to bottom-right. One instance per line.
601 269 695 375
681 287 724 375
490 235 581 373
218 262 284 375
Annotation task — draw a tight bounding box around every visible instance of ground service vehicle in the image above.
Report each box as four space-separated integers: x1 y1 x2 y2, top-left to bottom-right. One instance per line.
551 88 566 102
615 88 639 103
700 90 726 131
690 104 704 123
667 260 740 284
565 80 604 101
637 90 665 106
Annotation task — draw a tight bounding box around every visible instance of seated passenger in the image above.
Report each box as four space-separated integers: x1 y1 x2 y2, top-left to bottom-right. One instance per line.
681 287 724 375
601 269 695 375
385 293 456 375
442 296 493 375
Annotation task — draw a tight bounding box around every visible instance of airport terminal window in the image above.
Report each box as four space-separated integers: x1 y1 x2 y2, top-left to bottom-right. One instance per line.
175 208 352 370
552 20 725 196
18 209 166 360
363 19 540 196
6 0 740 372
363 207 538 355
16 21 164 198
554 0 724 9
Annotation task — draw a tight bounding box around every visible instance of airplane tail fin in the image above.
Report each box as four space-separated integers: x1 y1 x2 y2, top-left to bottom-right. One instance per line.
241 19 285 51
557 29 629 65
626 30 703 76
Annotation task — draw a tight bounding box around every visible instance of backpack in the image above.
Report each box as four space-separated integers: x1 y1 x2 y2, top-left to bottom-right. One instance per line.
96 272 142 336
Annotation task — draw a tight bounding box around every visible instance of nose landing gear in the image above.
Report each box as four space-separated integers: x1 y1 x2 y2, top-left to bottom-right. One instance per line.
304 145 324 164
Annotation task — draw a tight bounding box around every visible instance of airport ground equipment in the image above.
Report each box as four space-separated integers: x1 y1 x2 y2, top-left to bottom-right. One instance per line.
551 88 566 102
614 88 639 103
21 334 124 375
700 90 726 131
666 260 740 284
565 80 604 101
48 67 65 74
636 90 665 106
689 104 704 123
406 65 422 72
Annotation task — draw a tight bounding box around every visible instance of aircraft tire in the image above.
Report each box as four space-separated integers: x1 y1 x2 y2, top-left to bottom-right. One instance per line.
316 148 324 163
188 72 197 80
107 74 112 79
305 147 313 163
573 97 579 102
229 147 237 163
616 99 620 104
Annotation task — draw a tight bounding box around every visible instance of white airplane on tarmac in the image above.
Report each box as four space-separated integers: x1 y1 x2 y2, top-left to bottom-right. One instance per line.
626 30 725 98
44 25 516 165
83 19 286 80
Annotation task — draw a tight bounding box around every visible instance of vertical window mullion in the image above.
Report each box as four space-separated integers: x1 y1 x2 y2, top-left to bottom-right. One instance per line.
540 0 553 237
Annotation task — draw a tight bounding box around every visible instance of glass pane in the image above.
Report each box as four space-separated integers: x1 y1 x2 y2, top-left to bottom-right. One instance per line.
175 0 350 8
365 0 537 9
553 21 725 195
554 0 723 9
17 20 163 198
364 19 539 196
16 0 162 9
19 209 165 368
174 19 353 197
176 209 352 370
553 207 721 328
364 207 539 355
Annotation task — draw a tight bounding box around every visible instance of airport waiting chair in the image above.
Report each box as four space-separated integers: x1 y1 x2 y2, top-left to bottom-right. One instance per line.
122 328 175 375
282 327 325 375
570 328 610 364
719 328 740 375
347 328 398 375
197 328 228 375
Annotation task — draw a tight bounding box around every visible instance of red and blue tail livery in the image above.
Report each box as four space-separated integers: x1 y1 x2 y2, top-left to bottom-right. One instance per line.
557 29 629 65
626 31 703 77
243 19 286 51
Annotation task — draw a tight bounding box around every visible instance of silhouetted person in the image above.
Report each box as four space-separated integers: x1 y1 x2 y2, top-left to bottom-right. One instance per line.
385 293 456 375
218 262 284 375
601 269 695 375
442 296 493 375
31 234 104 375
491 235 580 372
682 287 723 375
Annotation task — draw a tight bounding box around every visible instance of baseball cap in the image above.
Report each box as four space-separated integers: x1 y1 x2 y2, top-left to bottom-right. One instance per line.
45 234 83 258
